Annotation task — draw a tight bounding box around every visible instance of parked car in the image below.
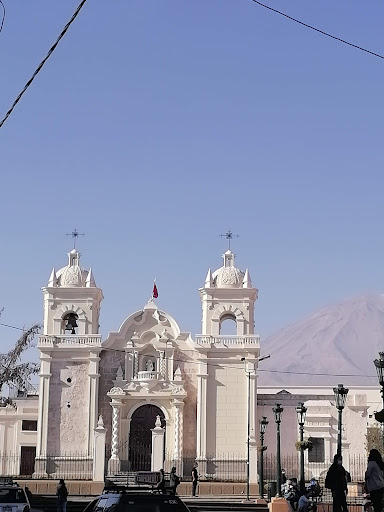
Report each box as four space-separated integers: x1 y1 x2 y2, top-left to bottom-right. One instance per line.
83 486 190 512
0 479 30 512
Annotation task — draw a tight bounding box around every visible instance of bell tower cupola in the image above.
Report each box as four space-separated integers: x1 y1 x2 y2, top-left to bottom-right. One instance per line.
199 248 258 336
41 248 103 335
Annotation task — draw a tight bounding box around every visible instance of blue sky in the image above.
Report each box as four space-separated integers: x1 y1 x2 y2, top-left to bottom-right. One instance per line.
1 0 384 354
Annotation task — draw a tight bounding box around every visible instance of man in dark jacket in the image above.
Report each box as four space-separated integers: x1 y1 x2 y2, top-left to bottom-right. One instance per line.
191 464 199 497
156 469 166 494
325 455 348 512
56 479 68 512
170 467 180 495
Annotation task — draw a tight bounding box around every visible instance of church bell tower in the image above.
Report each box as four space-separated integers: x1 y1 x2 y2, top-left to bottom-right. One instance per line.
195 243 260 483
35 247 103 475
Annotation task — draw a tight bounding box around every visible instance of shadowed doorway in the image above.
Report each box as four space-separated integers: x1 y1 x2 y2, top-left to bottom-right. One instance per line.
129 405 165 471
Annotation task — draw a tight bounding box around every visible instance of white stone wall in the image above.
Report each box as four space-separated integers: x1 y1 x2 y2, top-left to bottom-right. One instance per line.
206 363 247 456
47 361 89 454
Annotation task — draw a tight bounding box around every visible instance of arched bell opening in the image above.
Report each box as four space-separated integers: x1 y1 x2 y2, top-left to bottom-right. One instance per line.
62 312 79 335
219 313 237 335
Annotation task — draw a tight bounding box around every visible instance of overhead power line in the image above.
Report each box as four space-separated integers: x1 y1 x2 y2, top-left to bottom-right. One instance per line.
0 0 88 130
0 1 5 35
0 322 25 332
249 0 384 61
0 321 379 379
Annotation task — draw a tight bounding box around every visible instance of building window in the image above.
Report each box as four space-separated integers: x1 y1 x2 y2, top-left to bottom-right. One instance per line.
22 420 37 431
308 437 325 463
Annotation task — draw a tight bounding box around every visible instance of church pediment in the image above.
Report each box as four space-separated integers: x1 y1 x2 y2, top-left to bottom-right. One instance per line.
102 300 182 350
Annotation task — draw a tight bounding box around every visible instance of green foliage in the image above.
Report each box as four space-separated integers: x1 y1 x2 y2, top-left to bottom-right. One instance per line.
366 423 383 456
0 310 41 404
295 439 313 451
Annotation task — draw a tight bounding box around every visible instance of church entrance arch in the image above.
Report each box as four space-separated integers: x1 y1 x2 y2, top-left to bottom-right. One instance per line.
128 405 165 471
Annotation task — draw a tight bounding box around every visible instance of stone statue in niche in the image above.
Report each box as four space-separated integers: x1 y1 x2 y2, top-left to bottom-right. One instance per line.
146 359 155 372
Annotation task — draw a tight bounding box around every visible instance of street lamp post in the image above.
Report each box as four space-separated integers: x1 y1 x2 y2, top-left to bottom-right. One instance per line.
373 352 384 452
333 384 349 456
272 403 284 497
296 402 307 494
240 357 252 502
241 355 271 501
259 416 269 499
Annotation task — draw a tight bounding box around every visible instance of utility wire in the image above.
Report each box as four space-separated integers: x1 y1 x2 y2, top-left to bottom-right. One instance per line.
0 1 5 35
0 322 379 378
249 0 384 61
0 322 25 332
0 0 88 130
101 345 378 380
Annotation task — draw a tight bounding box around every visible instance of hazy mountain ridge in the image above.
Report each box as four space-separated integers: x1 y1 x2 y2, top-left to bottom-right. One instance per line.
258 294 384 387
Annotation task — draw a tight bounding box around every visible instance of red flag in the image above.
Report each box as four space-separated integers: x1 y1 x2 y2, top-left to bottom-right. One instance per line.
152 283 158 299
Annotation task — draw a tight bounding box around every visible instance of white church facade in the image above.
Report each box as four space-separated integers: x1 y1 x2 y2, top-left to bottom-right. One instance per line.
0 246 379 482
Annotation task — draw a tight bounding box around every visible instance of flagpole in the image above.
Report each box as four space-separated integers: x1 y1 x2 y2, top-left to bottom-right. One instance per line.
149 278 157 301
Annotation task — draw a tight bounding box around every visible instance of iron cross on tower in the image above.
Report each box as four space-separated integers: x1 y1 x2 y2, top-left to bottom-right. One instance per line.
220 230 239 250
66 228 85 249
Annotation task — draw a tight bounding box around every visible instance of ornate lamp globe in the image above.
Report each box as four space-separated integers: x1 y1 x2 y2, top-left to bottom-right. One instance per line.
296 402 307 426
374 352 384 387
333 383 349 410
272 403 284 424
259 416 269 435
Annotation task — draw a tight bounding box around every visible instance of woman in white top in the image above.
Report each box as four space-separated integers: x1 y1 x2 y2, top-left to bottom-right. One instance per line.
365 449 384 512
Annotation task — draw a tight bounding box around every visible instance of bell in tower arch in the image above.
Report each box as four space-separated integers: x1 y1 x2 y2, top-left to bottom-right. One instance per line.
64 313 79 334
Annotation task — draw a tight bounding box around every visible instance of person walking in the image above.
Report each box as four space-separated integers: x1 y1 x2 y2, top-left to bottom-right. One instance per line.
169 467 180 495
325 454 348 512
56 479 68 512
191 464 199 497
365 449 384 512
156 469 166 494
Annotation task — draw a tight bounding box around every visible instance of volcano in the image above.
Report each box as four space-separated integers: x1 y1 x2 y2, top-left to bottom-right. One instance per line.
258 294 384 387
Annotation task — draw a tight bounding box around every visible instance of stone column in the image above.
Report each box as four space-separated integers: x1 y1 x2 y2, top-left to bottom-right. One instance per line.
159 351 166 379
93 415 106 482
196 360 208 476
133 351 139 379
172 399 184 475
34 352 51 477
151 416 165 471
249 366 258 483
108 400 122 474
36 352 52 457
88 349 101 456
125 350 133 382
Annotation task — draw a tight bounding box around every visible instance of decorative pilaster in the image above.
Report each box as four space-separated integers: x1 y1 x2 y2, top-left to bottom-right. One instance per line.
88 349 101 456
36 352 52 457
133 351 139 379
108 400 122 474
159 351 166 379
172 399 184 461
196 360 208 459
151 416 165 471
93 415 106 482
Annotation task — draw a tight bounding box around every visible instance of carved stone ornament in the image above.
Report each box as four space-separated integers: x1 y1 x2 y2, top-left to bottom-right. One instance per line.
172 385 185 395
62 265 83 286
97 415 104 427
109 386 124 395
218 267 244 286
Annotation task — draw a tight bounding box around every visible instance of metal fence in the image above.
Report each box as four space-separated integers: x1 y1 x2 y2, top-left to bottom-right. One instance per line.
263 454 367 483
165 453 248 482
0 453 92 480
